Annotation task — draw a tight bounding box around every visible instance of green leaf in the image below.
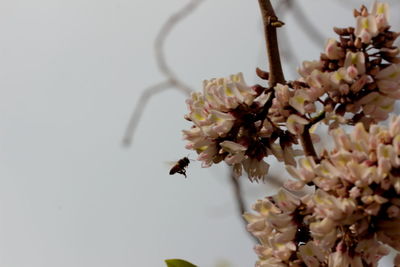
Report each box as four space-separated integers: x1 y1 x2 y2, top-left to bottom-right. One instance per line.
165 259 197 267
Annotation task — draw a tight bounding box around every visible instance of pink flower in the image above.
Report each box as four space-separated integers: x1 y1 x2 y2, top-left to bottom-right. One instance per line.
203 73 256 111
197 142 218 167
328 250 350 267
357 92 394 121
274 83 291 103
298 60 322 78
375 64 400 98
355 15 378 43
330 68 353 86
286 156 316 184
273 189 300 213
344 52 366 75
289 90 311 115
371 2 390 29
287 114 309 135
298 242 325 267
242 158 270 181
325 39 344 60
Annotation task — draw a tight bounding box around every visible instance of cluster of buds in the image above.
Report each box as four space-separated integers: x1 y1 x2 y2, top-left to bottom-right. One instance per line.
183 73 298 180
238 1 400 266
179 0 400 266
182 1 400 181
246 116 400 267
270 2 400 134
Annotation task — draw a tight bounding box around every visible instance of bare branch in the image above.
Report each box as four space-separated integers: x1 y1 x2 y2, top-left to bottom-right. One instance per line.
229 168 258 243
258 0 285 86
289 1 325 48
155 0 204 94
123 0 204 146
122 81 173 146
279 26 301 79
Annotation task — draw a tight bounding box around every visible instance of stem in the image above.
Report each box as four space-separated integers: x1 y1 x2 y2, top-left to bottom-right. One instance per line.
300 112 326 160
229 169 258 243
299 126 317 159
257 0 320 161
258 0 285 87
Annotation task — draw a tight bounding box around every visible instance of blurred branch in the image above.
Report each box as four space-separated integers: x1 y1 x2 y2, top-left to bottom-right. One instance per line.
154 0 204 94
274 0 323 79
122 0 204 146
287 0 325 48
122 1 260 245
122 81 173 146
279 26 300 79
229 169 258 243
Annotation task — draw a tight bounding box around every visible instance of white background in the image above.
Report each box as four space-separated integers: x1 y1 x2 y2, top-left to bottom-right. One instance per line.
0 0 399 266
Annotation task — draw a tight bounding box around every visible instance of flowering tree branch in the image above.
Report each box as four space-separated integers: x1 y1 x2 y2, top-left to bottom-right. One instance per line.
178 1 400 265
258 0 321 161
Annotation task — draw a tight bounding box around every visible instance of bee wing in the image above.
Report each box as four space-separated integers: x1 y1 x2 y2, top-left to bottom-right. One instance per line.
164 161 177 167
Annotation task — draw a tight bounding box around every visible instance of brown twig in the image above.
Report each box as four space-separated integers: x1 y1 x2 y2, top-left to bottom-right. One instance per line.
300 111 326 160
229 168 258 243
122 0 204 146
299 127 318 159
259 0 322 163
258 0 285 87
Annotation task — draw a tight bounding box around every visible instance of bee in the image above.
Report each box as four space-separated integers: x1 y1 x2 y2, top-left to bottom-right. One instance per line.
169 157 190 178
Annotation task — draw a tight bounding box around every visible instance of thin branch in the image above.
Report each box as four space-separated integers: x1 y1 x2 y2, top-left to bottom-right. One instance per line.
122 81 173 146
155 0 204 94
229 168 258 243
289 0 325 48
275 0 301 79
279 26 301 79
123 0 204 146
277 1 326 161
299 128 317 159
258 0 285 87
300 111 326 160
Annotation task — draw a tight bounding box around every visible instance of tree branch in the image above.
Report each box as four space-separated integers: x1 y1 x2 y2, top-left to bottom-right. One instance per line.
155 0 204 95
229 169 258 243
123 0 204 146
299 127 317 159
300 112 326 160
289 1 325 48
122 81 173 146
258 0 285 87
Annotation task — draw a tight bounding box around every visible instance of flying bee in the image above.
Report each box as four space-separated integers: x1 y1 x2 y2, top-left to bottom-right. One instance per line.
169 157 190 178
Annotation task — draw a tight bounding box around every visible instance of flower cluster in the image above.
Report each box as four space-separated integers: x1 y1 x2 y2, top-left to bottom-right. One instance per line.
269 2 400 133
183 73 298 180
179 0 400 266
247 116 400 266
182 2 400 181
